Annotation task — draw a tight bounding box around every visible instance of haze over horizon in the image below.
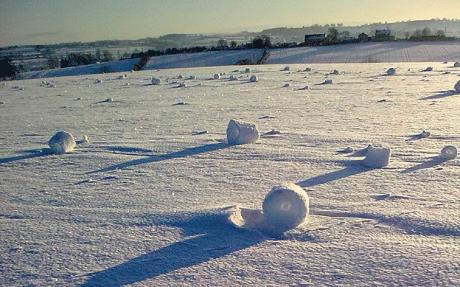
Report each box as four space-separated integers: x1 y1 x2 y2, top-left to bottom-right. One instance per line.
1 0 460 46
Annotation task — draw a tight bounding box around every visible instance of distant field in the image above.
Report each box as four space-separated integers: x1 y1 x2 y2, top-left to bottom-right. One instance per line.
268 41 460 64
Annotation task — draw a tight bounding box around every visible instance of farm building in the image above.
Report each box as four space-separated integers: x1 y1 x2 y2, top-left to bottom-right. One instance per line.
358 33 371 42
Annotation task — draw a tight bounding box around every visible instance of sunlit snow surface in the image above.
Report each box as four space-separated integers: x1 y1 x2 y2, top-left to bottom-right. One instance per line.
1 62 460 286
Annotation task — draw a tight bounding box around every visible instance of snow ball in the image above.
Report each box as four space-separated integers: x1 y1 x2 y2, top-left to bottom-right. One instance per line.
386 68 396 75
49 131 76 154
249 75 258 82
151 77 161 85
226 119 259 145
263 182 309 234
454 62 460 68
440 145 457 160
454 80 460 93
362 146 391 168
323 79 333 85
244 68 251 73
213 73 221 80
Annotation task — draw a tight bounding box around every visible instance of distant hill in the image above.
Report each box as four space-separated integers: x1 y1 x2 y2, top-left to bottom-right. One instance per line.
260 19 460 43
130 19 460 48
4 19 458 51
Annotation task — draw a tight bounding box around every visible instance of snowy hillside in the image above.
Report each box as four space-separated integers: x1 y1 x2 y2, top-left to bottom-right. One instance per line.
268 41 460 64
1 62 460 286
144 49 264 69
19 58 139 80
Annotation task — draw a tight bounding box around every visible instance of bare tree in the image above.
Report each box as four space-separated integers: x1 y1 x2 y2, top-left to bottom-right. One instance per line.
436 30 446 37
217 39 228 49
422 27 432 37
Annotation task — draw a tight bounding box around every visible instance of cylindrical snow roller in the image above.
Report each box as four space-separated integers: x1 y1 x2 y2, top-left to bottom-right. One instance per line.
151 77 161 85
362 146 391 168
386 68 396 75
454 80 460 93
226 119 259 145
49 131 76 154
440 145 457 160
263 183 309 234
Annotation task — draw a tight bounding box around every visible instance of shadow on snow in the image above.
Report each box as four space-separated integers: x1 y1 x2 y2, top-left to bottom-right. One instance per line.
419 90 458 101
297 160 374 187
87 142 229 174
80 209 265 287
401 156 449 173
0 148 51 164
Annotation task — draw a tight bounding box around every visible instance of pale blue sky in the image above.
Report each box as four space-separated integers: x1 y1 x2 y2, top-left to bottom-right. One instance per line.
1 0 459 46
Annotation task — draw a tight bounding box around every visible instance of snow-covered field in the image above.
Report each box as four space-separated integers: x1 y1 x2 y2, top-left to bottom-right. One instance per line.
1 62 460 286
268 41 460 64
